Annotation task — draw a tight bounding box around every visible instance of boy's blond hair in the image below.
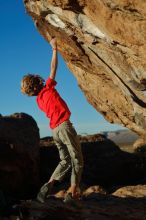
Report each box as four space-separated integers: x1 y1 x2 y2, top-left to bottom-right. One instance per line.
21 74 44 96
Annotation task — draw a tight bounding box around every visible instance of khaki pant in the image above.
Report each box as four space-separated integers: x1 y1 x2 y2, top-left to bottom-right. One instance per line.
51 120 84 186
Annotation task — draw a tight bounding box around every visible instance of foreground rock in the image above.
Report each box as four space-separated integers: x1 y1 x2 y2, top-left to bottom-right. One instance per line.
1 184 146 219
0 113 40 197
17 184 146 220
113 184 146 198
0 121 146 219
24 0 146 143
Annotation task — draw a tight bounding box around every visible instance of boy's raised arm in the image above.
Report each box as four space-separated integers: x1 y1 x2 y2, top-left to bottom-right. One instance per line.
49 38 58 80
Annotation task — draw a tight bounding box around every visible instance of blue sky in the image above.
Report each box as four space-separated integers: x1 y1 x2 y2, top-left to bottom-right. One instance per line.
0 1 125 137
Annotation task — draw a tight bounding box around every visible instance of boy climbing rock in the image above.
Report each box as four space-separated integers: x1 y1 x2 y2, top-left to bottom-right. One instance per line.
21 38 84 203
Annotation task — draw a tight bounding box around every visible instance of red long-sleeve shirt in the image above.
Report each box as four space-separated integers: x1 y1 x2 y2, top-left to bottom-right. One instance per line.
36 77 71 129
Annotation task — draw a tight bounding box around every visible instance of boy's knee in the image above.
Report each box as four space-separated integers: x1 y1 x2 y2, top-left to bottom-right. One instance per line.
60 158 71 168
74 157 84 171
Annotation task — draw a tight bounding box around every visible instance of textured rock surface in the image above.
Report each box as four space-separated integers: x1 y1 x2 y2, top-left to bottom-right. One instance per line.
2 185 146 220
18 185 146 220
24 0 146 141
0 113 40 197
113 184 146 198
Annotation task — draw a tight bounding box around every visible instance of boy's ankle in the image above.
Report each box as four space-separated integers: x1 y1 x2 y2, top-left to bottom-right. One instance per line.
70 184 81 199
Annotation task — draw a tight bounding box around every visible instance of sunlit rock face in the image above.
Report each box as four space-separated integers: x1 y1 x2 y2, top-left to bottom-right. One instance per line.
24 0 146 140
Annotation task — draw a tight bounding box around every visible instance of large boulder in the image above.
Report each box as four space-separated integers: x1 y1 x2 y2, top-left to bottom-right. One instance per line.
0 113 40 198
24 0 146 145
39 135 146 188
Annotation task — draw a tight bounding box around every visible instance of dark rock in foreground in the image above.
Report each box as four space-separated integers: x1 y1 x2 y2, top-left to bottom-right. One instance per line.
0 115 146 220
40 134 146 189
17 186 146 220
0 113 40 198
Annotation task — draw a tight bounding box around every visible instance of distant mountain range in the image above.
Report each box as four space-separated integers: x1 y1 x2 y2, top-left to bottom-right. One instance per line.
41 129 139 147
102 129 139 145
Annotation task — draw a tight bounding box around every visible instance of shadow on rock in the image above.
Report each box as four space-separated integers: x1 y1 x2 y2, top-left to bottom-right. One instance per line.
0 113 40 199
17 192 146 220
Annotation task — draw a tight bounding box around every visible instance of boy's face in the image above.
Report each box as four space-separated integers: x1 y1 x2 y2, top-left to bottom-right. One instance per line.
21 80 27 94
21 79 26 94
21 78 32 96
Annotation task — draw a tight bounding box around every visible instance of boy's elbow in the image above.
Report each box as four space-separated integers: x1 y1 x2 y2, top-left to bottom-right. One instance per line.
50 71 56 79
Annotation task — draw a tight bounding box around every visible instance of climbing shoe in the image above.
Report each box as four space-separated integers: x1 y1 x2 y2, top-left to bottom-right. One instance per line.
37 182 52 203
